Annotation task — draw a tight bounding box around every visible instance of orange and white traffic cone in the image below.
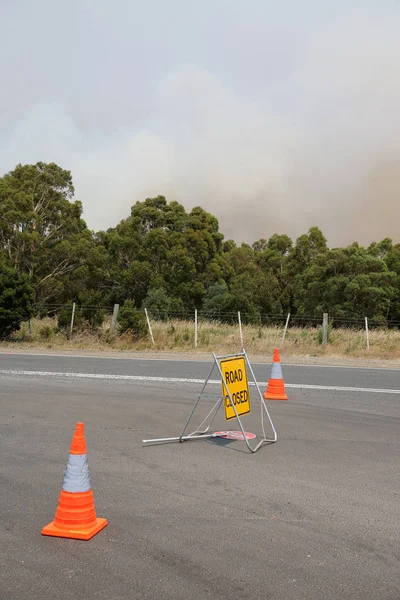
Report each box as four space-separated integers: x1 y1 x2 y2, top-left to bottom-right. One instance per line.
264 348 288 401
41 422 108 540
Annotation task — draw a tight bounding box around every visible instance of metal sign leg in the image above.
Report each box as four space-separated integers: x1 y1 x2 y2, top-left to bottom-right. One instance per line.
179 361 217 441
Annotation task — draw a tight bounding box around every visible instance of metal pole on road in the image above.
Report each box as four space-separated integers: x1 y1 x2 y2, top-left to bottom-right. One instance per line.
194 309 198 348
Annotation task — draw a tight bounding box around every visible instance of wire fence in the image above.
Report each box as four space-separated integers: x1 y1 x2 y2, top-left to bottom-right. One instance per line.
25 302 400 351
31 303 400 329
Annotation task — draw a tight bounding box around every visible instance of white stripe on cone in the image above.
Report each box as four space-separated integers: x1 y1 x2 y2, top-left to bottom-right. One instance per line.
270 362 283 380
62 454 91 493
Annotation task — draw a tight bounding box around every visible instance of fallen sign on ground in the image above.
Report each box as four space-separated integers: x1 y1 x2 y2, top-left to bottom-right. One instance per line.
142 349 277 453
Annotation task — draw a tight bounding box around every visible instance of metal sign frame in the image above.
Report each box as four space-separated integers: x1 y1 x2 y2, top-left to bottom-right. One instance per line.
143 349 277 453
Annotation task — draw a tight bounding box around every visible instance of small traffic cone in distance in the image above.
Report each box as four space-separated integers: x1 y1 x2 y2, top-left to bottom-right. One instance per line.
264 348 288 401
41 422 107 540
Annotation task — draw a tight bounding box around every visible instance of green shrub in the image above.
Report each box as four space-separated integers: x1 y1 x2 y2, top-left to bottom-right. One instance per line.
143 288 173 321
81 307 105 329
57 306 83 332
78 292 106 329
0 267 34 338
118 300 147 338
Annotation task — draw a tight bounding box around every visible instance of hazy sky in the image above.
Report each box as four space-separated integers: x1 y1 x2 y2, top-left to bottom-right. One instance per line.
1 0 400 245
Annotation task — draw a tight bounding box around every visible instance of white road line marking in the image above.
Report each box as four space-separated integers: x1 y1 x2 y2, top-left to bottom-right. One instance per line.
0 352 399 371
0 369 204 384
285 383 400 394
282 362 400 372
1 369 400 395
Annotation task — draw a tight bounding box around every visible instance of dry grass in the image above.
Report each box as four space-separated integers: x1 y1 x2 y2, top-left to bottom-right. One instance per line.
2 316 400 360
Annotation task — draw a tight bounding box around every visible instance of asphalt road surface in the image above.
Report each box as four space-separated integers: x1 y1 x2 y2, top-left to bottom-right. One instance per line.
1 352 399 600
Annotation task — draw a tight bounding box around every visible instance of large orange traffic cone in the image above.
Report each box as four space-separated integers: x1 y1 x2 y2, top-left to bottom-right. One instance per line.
264 348 288 401
42 422 108 540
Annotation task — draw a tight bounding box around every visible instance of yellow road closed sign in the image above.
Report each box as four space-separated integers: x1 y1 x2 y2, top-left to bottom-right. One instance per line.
220 356 251 421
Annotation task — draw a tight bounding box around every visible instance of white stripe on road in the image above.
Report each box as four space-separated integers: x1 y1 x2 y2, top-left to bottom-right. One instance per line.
285 383 400 394
0 369 203 384
1 369 400 395
1 352 400 371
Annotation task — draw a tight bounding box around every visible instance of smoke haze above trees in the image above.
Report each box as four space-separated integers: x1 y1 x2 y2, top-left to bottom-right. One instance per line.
1 1 400 246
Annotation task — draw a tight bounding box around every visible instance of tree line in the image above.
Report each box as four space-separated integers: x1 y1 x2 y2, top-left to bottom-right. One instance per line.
1 161 400 336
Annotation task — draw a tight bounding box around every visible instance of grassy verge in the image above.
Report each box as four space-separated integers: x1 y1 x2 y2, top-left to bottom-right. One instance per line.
2 317 400 360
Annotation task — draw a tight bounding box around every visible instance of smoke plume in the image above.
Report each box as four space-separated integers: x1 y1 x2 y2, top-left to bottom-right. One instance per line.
1 3 400 246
